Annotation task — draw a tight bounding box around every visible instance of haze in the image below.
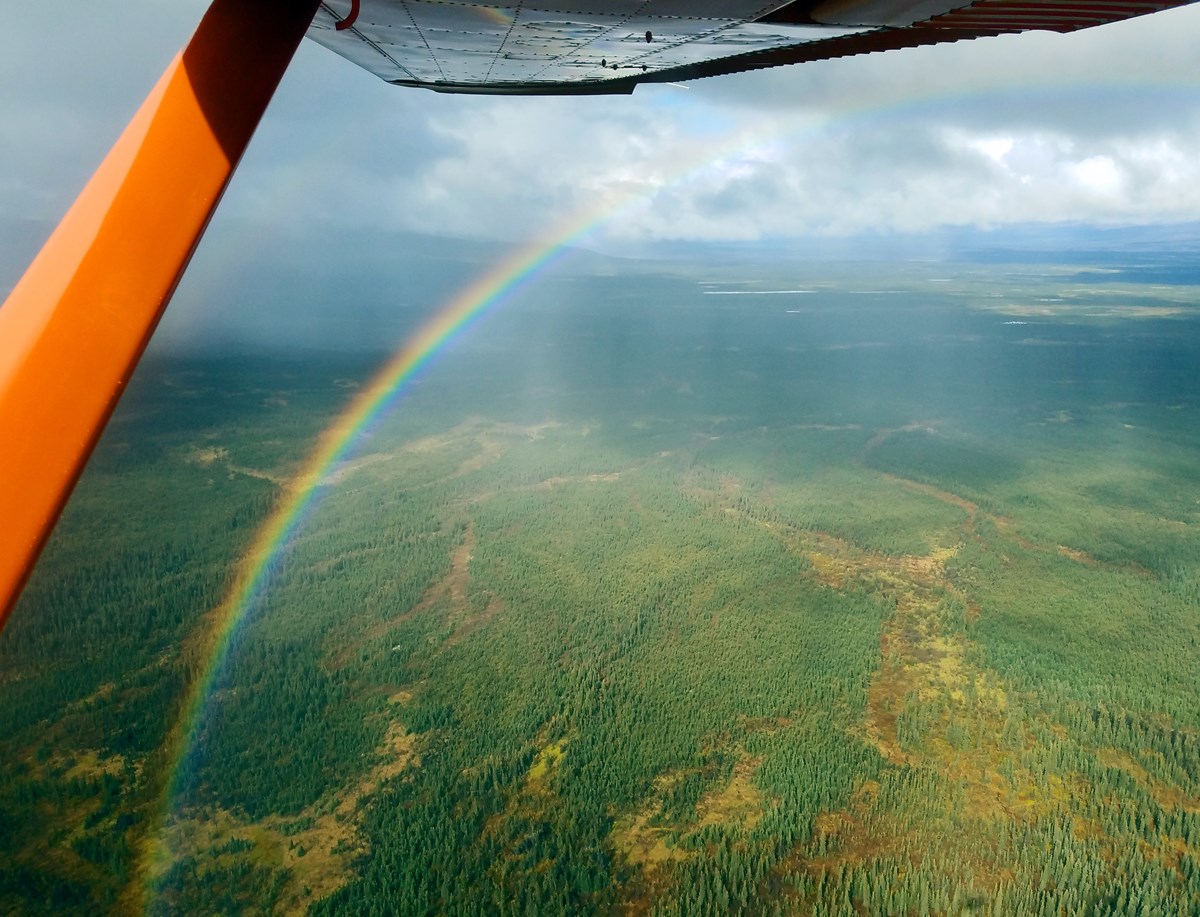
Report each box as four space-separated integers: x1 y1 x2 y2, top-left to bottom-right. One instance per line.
4 2 1200 351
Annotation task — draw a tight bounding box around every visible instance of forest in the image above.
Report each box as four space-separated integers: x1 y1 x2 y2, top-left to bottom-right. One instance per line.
1 256 1199 915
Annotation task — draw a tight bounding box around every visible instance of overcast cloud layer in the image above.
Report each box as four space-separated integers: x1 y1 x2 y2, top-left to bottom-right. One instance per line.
5 2 1200 298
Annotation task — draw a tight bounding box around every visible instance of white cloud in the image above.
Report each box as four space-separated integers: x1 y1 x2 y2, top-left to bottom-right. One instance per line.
967 137 1014 165
4 0 1200 270
1072 155 1122 197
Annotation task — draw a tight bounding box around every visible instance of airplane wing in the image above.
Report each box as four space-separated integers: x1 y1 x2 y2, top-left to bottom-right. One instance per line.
307 0 1195 95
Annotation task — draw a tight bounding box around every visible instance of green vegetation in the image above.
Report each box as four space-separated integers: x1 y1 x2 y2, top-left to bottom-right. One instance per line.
2 258 1200 914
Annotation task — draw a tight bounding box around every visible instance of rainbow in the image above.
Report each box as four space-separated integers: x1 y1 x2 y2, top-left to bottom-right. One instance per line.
143 177 661 900
151 113 804 831
155 206 608 787
144 59 1200 895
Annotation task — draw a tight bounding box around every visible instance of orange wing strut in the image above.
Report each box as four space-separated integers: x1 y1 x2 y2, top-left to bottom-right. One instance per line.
0 0 323 629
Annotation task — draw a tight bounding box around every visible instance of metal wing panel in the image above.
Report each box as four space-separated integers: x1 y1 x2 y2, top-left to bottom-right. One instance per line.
307 0 1199 94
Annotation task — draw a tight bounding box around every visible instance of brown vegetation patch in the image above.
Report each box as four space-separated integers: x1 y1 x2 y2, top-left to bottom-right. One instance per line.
1056 544 1101 566
61 680 118 712
539 471 622 489
612 806 690 873
319 451 397 486
718 475 741 497
993 516 1151 577
183 445 289 487
779 782 902 886
440 419 560 480
1097 747 1200 816
481 734 571 840
807 551 855 590
714 436 1094 893
739 714 793 735
525 741 566 790
851 554 999 775
56 749 128 782
882 474 978 526
228 464 290 486
679 457 1000 784
434 523 506 646
992 515 1040 552
450 435 506 478
481 738 578 897
860 422 940 459
398 417 491 456
612 746 768 901
321 418 558 490
146 724 418 914
696 755 765 831
186 446 229 466
327 518 504 667
445 594 507 647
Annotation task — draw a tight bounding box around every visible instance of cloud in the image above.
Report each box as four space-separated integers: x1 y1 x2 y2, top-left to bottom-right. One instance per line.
276 6 1200 242
4 0 1200 284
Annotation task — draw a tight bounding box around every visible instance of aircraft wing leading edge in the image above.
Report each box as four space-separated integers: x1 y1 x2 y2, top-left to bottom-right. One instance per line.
308 0 1196 95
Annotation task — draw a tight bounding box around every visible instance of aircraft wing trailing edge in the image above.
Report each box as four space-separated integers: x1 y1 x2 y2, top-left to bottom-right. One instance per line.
308 0 1196 94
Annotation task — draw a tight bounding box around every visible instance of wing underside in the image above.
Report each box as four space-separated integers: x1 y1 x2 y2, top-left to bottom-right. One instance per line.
306 0 1195 95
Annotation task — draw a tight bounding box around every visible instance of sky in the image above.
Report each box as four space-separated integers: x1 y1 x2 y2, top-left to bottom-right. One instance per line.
4 1 1200 345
